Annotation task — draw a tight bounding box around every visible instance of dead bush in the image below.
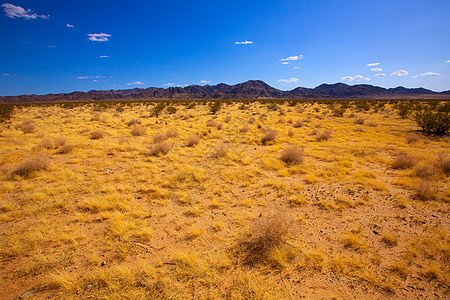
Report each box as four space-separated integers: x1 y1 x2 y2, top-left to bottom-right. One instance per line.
293 119 304 128
165 128 179 138
186 135 200 147
53 137 67 148
39 138 54 149
414 164 437 178
415 181 438 200
237 212 294 267
211 141 228 158
315 129 332 141
224 116 232 123
55 144 74 154
248 117 255 124
90 130 105 140
206 119 217 127
147 142 173 156
288 130 294 137
239 125 250 133
434 153 450 175
280 145 304 165
130 125 146 136
152 133 168 143
261 129 277 145
19 120 36 133
127 119 142 127
392 154 416 169
354 118 365 125
406 134 419 144
10 154 50 177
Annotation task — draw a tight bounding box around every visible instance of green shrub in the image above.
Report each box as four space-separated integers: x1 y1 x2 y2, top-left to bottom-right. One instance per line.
414 111 449 134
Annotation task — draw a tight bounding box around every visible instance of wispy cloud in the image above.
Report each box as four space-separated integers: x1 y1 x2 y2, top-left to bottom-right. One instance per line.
200 80 211 84
77 75 104 79
278 78 299 83
234 41 253 45
374 73 386 77
163 83 188 87
341 75 370 81
280 55 303 61
420 71 440 77
367 62 380 66
2 73 10 76
66 24 74 28
446 60 450 63
2 3 49 19
87 33 111 42
99 55 110 58
391 70 408 76
411 75 419 79
281 62 290 65
48 45 56 48
293 66 300 69
371 68 383 72
127 81 144 85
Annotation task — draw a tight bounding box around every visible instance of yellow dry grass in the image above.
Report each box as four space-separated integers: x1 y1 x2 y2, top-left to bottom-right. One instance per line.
0 100 449 299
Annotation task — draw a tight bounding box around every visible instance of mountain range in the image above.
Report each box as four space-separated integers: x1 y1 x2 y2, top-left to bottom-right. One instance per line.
1 80 449 103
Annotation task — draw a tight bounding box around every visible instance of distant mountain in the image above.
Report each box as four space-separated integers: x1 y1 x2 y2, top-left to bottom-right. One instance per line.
0 80 448 103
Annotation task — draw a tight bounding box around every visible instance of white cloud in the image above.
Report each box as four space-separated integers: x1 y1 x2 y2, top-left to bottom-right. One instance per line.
391 70 408 76
278 78 299 83
66 24 74 28
2 3 49 19
367 62 380 66
411 75 419 78
341 75 370 81
371 67 383 72
420 71 441 77
48 45 56 48
99 55 110 58
280 55 303 61
281 62 290 65
234 41 253 45
446 60 450 63
127 81 144 85
294 66 300 69
77 75 103 79
93 80 98 82
374 73 386 77
2 73 10 76
200 80 211 84
87 33 111 42
163 83 188 87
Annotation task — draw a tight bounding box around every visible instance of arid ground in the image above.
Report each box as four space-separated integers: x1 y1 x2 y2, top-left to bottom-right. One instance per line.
0 100 448 299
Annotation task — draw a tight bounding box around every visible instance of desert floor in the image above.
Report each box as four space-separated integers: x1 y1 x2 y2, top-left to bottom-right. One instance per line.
0 100 448 299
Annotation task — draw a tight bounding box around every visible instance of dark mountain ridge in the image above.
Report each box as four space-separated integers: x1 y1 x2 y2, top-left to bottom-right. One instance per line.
1 80 449 104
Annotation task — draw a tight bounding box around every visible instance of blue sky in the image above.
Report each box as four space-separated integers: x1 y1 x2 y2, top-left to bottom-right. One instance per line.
0 0 449 96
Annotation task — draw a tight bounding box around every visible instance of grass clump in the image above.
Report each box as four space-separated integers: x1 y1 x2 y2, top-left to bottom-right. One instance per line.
261 129 277 145
152 133 168 143
415 181 438 200
186 135 200 147
90 129 105 140
147 142 173 156
10 154 50 178
237 212 294 267
315 129 332 141
130 125 146 136
18 120 36 133
392 154 416 169
211 140 229 158
280 145 304 165
405 134 419 144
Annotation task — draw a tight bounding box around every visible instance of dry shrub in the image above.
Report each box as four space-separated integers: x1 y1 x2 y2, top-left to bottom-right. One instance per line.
261 129 277 145
90 113 102 121
90 130 105 140
434 153 450 175
211 141 228 158
224 116 232 123
130 125 146 136
127 119 141 126
216 122 223 130
39 138 55 149
238 212 293 267
415 181 438 200
10 154 50 177
165 128 179 138
315 129 332 141
414 164 437 178
55 144 74 154
354 118 365 125
152 133 168 143
293 119 304 128
288 129 294 137
239 125 250 133
392 154 416 169
19 120 36 133
280 145 304 165
186 135 200 147
147 141 172 156
355 127 364 132
248 117 255 124
206 119 217 127
406 134 419 144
